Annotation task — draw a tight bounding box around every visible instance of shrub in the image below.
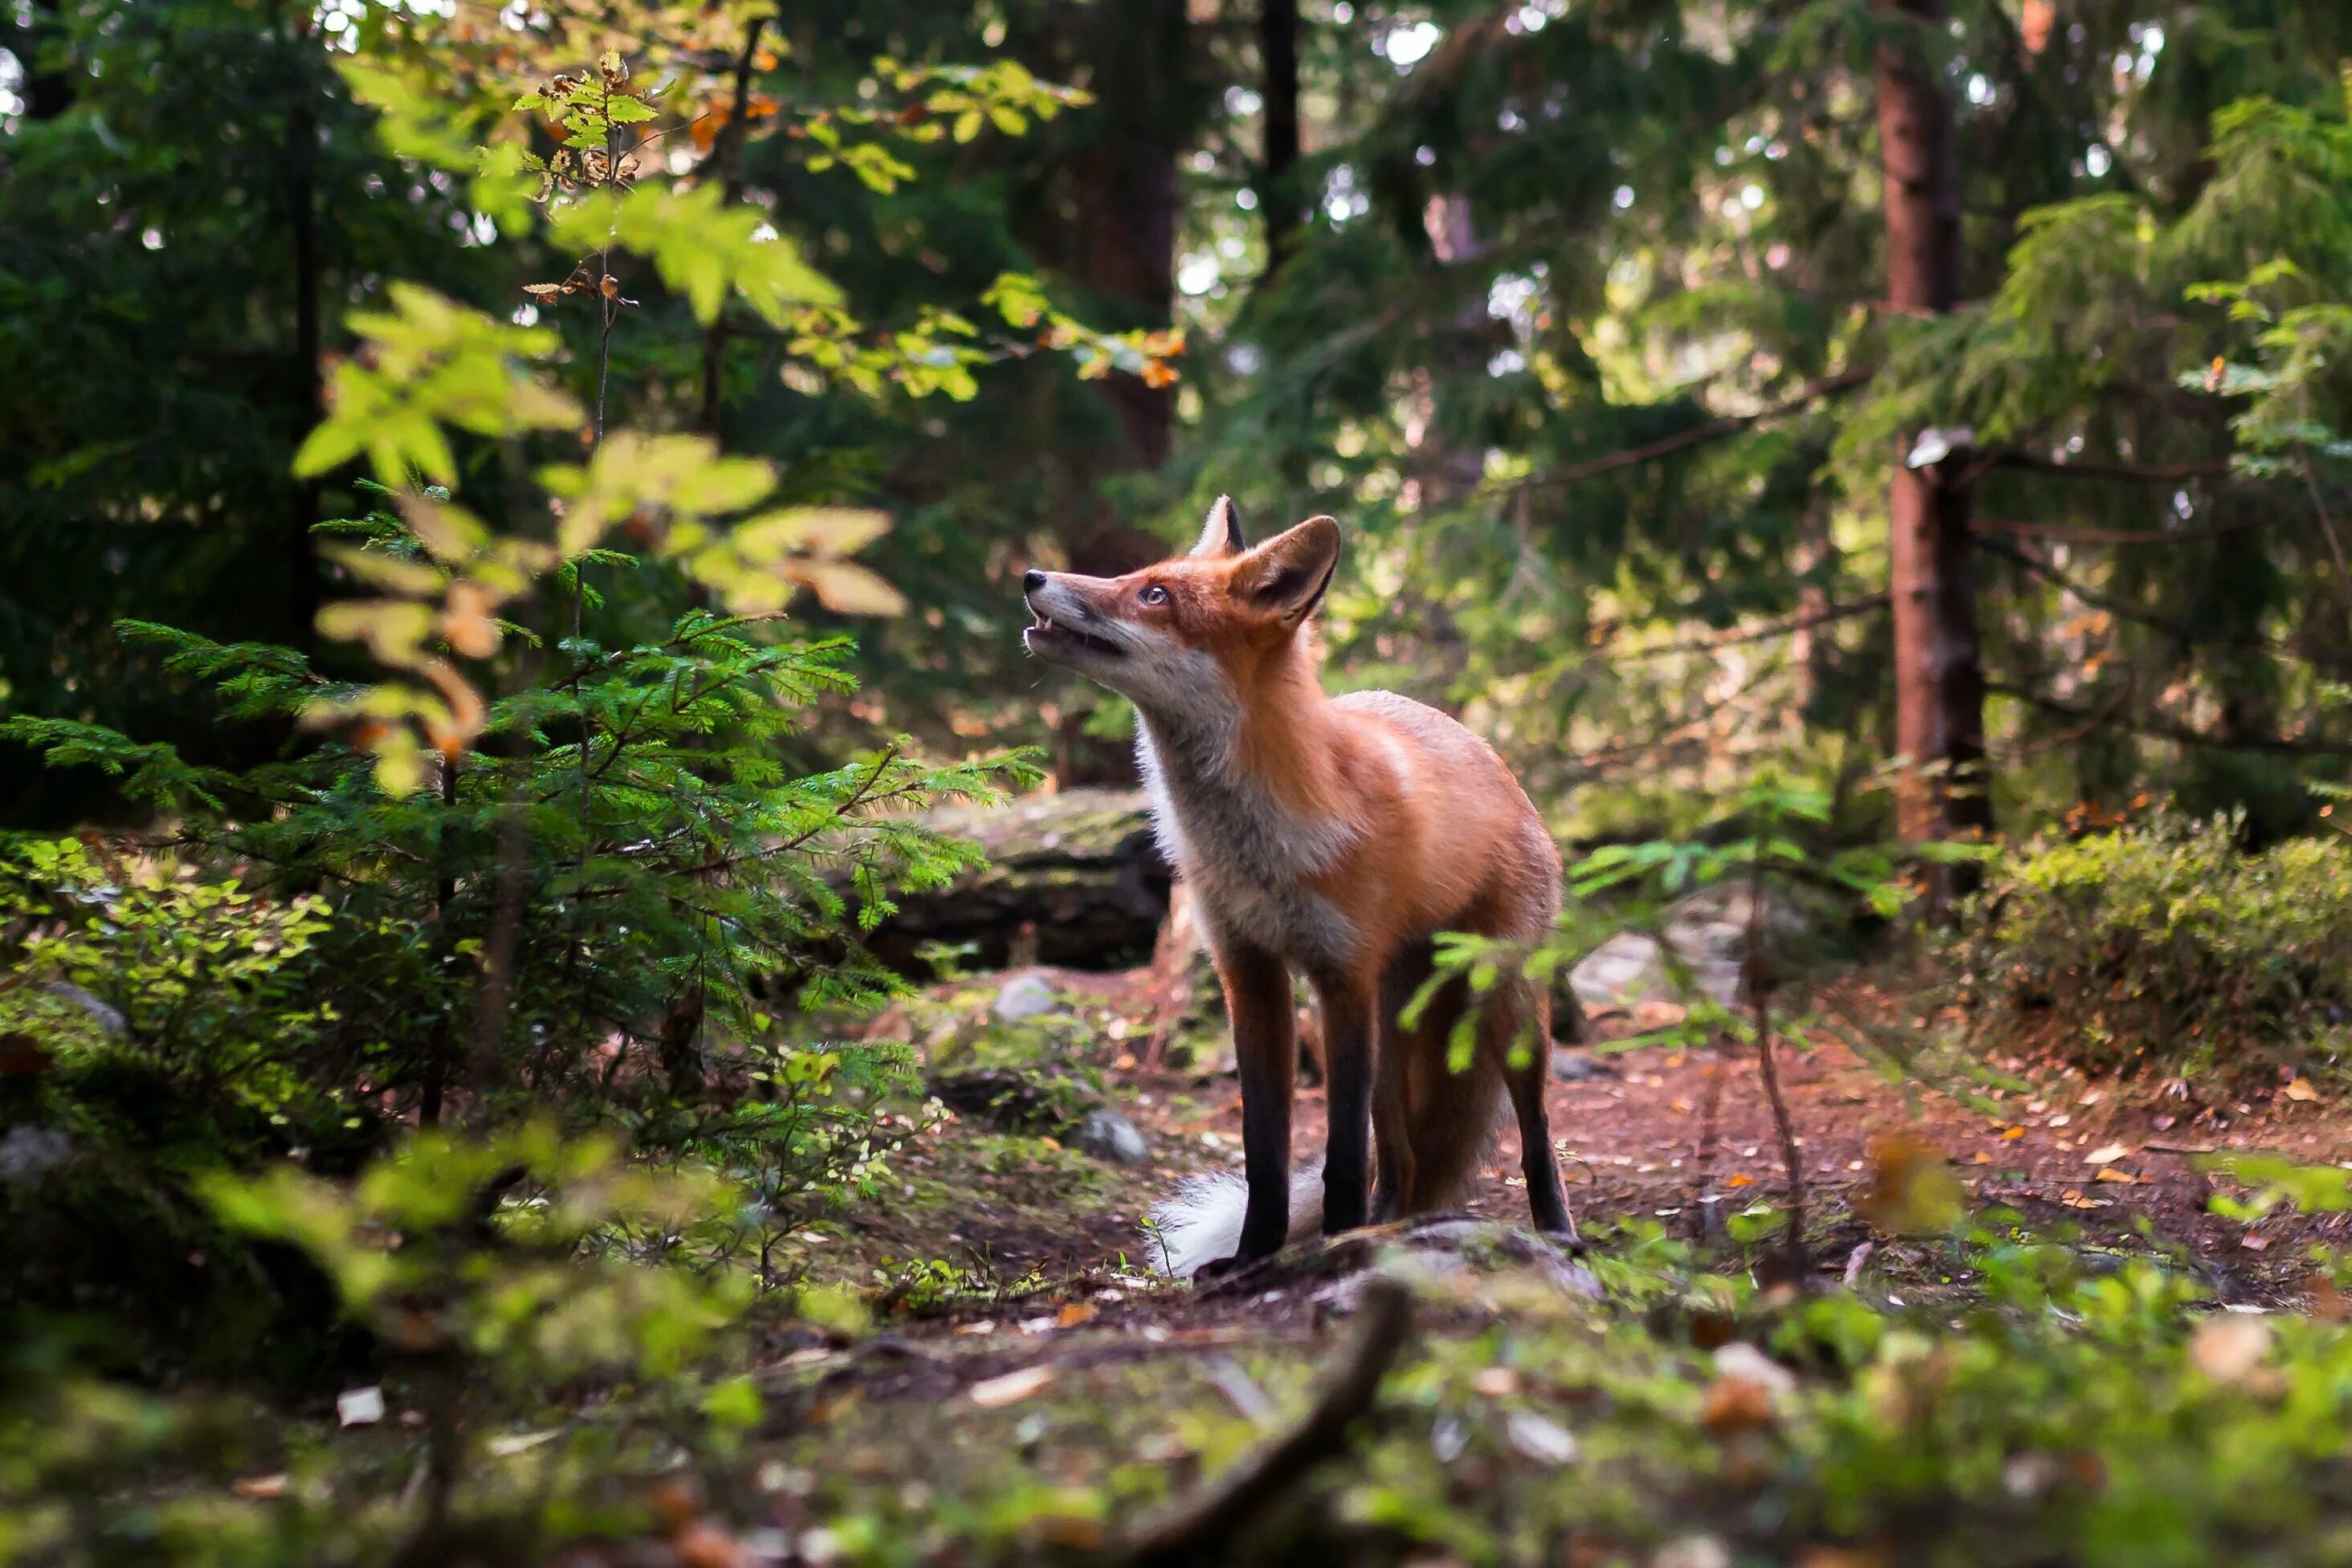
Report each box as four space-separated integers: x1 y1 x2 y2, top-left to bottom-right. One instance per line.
1943 809 2352 1081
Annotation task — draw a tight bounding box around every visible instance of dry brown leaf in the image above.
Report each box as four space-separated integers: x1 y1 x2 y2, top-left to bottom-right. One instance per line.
1055 1302 1097 1329
2085 1143 2130 1164
231 1474 288 1500
1700 1376 1778 1436
2191 1316 2273 1383
968 1364 1057 1408
1472 1366 1521 1397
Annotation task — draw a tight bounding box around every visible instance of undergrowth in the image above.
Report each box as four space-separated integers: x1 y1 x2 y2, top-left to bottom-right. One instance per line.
1943 809 2352 1085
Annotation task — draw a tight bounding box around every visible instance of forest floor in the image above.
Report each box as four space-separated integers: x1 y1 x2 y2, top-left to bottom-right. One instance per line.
711 966 2352 1565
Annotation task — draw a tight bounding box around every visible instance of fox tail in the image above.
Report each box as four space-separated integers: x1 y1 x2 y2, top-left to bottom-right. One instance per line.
1146 1159 1323 1278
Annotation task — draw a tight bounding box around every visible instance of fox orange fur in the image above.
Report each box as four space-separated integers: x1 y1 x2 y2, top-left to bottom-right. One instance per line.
1022 497 1575 1278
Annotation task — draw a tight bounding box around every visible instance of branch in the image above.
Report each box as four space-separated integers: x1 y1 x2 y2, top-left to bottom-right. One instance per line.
1521 369 1874 491
1986 451 2228 484
1117 1279 1412 1567
1975 536 2280 650
1987 681 2352 756
1969 516 2256 546
1605 593 1889 664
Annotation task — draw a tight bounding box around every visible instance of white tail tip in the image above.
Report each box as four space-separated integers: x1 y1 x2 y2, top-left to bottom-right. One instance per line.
1145 1160 1323 1278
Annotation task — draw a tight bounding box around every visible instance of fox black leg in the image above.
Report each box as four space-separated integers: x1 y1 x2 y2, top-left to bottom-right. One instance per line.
1219 943 1297 1273
1317 973 1376 1235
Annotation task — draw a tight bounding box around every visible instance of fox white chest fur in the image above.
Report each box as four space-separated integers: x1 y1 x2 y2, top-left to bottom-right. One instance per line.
1135 711 1361 972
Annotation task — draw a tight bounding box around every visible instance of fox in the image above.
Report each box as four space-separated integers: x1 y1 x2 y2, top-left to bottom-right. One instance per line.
1021 496 1575 1280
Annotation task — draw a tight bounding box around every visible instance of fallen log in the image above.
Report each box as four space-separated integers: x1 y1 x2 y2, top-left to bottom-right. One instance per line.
848 788 1171 975
1115 1277 1413 1566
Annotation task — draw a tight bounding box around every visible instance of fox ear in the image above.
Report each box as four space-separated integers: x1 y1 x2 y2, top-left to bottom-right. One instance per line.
1192 495 1246 558
1245 515 1341 622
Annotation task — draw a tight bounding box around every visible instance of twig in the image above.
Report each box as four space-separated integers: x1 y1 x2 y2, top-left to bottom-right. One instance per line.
2297 442 2352 619
1519 368 1874 493
1969 515 2256 546
1117 1279 1412 1567
1605 593 1890 665
1987 680 2352 757
1985 451 2228 484
1745 852 1807 1266
1688 1046 1726 1242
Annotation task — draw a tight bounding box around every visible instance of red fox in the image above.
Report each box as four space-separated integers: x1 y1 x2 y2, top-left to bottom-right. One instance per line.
1022 497 1574 1278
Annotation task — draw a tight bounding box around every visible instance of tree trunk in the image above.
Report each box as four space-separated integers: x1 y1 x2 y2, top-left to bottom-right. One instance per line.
283 15 323 654
1258 0 1302 283
1027 0 1189 582
17 0 73 120
697 16 768 439
1877 0 1987 906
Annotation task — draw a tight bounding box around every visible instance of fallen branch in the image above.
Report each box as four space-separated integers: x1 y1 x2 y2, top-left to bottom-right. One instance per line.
1116 1279 1412 1566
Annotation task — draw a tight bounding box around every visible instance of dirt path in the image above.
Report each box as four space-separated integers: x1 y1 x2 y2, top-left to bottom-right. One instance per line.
827 968 2352 1323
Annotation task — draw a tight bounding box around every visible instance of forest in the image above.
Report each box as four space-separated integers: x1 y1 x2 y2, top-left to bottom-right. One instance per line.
6 0 2352 1563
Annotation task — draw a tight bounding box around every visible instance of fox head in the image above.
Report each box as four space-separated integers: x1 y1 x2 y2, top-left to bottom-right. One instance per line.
1021 497 1340 712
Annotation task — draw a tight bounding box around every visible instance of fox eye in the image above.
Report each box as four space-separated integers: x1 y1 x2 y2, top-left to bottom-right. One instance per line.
1139 584 1170 606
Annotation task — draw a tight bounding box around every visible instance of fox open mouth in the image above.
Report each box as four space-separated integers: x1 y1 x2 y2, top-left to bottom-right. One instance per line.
1025 614 1125 658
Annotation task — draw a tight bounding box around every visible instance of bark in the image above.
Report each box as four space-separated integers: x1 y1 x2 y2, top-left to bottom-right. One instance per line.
697 17 768 439
283 14 323 653
14 0 73 120
1258 0 1302 283
1876 0 1987 905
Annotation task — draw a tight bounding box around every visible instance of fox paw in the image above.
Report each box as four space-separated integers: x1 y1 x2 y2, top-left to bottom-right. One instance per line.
1191 1253 1247 1285
1193 1248 1282 1285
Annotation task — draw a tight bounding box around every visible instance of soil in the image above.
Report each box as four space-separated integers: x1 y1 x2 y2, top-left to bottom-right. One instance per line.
809 965 2352 1342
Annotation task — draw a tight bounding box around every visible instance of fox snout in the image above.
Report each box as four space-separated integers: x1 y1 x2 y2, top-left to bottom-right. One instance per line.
1021 571 1131 665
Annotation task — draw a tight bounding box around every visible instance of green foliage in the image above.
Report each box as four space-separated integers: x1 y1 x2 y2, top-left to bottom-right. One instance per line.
204 1125 748 1387
1944 808 2352 1081
0 840 332 1115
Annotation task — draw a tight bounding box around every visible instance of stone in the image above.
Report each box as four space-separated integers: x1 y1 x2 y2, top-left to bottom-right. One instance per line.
992 972 1058 1021
1071 1106 1151 1166
1551 1049 1619 1081
1567 883 1820 1012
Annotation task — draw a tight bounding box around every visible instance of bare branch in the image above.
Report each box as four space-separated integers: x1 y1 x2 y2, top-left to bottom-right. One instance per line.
1520 368 1875 492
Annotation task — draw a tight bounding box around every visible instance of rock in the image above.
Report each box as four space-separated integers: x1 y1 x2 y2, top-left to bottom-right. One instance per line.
927 1068 1063 1130
1310 1217 1600 1311
1071 1106 1151 1166
1505 1411 1581 1466
0 1125 72 1187
1567 883 1820 1012
835 788 1171 975
1551 1049 1618 1081
927 1068 1151 1165
39 982 125 1037
992 973 1058 1022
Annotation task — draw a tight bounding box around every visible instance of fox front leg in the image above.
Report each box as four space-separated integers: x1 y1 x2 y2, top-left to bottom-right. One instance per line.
1201 942 1296 1279
1315 970 1376 1235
